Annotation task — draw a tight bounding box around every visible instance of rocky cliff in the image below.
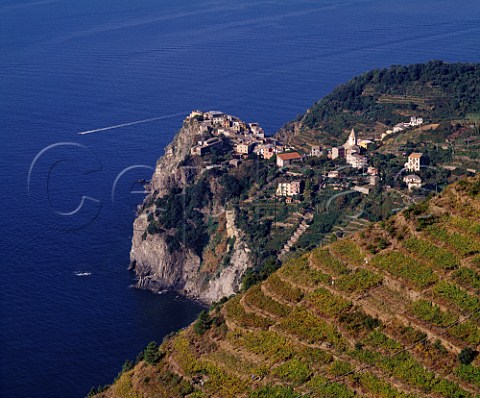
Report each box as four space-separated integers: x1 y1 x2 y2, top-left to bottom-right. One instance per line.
129 118 252 304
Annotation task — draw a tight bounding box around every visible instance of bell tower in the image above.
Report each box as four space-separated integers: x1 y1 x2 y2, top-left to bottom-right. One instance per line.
346 128 357 147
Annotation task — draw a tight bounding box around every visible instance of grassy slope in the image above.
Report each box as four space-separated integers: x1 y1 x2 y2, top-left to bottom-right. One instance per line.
96 176 480 398
277 61 480 147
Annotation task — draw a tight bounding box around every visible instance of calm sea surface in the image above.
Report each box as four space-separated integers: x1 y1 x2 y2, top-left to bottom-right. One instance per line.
1 0 479 396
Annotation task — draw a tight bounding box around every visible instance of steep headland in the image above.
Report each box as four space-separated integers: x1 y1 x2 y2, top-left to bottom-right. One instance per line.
130 118 252 303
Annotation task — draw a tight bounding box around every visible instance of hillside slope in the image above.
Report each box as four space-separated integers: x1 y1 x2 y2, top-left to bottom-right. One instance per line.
94 176 480 398
277 61 480 147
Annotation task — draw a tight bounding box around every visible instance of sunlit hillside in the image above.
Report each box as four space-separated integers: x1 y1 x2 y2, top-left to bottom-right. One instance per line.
95 176 480 398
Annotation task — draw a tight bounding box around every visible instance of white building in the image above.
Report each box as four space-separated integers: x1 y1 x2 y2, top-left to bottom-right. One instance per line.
328 170 341 178
276 181 302 197
236 142 254 155
190 138 223 156
404 174 422 190
347 153 368 169
189 110 203 119
331 146 345 159
310 145 323 157
258 145 276 160
409 116 424 126
212 113 226 125
405 152 424 172
353 185 371 195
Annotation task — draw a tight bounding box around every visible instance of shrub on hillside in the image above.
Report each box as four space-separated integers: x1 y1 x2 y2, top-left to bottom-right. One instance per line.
458 347 478 365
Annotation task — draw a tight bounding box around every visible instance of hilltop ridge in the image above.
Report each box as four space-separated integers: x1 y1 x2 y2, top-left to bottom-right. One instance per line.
277 61 480 147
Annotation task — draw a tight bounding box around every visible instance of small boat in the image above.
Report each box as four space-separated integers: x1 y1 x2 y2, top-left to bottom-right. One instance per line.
74 272 92 277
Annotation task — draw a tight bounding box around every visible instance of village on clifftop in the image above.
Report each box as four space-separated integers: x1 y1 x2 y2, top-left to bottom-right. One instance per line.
185 110 429 201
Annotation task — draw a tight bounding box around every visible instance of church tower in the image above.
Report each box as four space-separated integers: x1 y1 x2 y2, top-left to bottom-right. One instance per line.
345 128 357 148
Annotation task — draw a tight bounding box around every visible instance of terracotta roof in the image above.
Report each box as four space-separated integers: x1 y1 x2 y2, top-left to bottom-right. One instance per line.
409 152 423 159
277 152 302 160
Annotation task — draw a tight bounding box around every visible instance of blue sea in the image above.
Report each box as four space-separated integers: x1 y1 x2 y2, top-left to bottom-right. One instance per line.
1 0 479 396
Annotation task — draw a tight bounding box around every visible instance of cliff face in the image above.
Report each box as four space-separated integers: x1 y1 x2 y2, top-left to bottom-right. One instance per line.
129 120 252 304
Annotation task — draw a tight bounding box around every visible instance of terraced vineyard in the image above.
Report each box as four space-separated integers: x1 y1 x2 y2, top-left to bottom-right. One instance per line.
96 176 480 398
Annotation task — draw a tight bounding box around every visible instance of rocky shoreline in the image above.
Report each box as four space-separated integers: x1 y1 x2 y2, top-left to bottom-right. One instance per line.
129 117 253 304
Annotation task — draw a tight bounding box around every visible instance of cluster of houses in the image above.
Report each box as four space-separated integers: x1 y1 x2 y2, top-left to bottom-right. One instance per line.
189 110 311 167
310 129 373 169
188 110 291 160
187 110 307 202
187 110 426 201
381 116 424 140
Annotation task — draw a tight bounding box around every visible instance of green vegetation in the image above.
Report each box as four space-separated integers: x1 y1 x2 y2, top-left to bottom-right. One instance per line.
307 376 355 398
272 358 311 385
224 296 274 330
102 178 480 398
372 251 438 289
335 268 383 294
455 364 480 387
248 385 301 398
409 300 457 327
403 237 459 270
143 341 161 365
452 267 480 291
277 307 346 349
264 274 304 304
151 178 211 255
296 61 480 143
355 372 415 398
279 256 331 290
205 349 259 377
98 75 480 398
472 255 480 270
87 385 109 397
327 360 353 377
244 285 291 318
310 248 349 275
156 369 194 396
456 178 480 198
194 311 212 335
330 239 365 266
426 226 480 257
433 281 480 315
339 311 380 334
241 256 280 291
449 320 480 345
352 340 472 398
362 330 402 353
447 216 480 237
306 288 352 318
458 347 478 365
227 329 294 361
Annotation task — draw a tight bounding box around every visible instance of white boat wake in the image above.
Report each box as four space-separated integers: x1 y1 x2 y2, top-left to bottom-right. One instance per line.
77 112 187 135
74 272 92 277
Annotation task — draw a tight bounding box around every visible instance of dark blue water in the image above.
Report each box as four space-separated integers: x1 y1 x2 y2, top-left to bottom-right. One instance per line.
1 0 479 397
